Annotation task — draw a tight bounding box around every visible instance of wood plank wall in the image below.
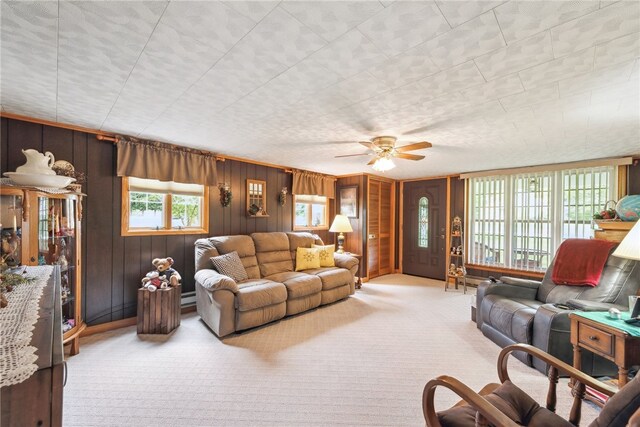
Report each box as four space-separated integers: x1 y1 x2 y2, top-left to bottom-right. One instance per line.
1 117 331 326
335 175 367 275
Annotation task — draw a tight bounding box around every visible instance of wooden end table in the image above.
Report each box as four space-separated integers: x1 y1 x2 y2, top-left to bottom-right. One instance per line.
344 252 362 289
137 284 181 334
569 313 640 387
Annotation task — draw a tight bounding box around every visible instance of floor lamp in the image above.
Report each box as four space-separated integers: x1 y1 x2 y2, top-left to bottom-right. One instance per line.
329 214 353 254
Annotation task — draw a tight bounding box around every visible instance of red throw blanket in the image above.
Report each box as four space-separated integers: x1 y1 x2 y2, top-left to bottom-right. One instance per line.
551 239 617 286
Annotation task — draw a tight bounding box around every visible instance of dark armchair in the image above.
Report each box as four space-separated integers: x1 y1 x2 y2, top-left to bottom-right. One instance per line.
423 343 640 427
476 252 639 375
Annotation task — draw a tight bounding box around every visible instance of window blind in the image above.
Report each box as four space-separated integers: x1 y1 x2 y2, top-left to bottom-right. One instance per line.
128 177 204 196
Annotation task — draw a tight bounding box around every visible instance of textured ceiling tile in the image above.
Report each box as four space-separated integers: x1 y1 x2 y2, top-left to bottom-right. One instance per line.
461 74 524 104
474 31 554 81
330 72 392 104
368 44 440 88
222 1 279 23
307 29 388 79
499 83 559 111
234 6 327 69
519 47 595 89
435 0 506 27
358 1 450 57
281 1 383 42
551 1 640 57
494 1 599 44
558 60 635 96
418 61 486 97
591 78 640 104
423 12 505 70
56 1 167 128
594 32 640 69
1 1 58 121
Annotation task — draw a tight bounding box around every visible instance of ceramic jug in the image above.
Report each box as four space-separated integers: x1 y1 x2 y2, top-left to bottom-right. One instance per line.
15 149 56 175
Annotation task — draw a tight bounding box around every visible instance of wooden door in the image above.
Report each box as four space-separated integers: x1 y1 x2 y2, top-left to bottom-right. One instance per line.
402 179 447 280
368 179 394 279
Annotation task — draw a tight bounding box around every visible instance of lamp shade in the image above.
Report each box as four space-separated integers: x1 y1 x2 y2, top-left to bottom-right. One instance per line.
329 214 353 233
612 220 640 261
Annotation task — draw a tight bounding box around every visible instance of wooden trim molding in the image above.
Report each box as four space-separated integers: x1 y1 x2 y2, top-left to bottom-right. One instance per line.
618 164 628 199
466 263 545 279
0 111 113 136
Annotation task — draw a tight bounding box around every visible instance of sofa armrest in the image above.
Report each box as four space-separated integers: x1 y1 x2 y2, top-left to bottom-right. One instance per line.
499 277 543 289
476 277 541 329
566 299 627 312
194 269 239 293
334 253 359 274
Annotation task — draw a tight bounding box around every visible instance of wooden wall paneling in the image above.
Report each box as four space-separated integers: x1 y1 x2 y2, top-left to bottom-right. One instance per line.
42 126 73 163
379 181 392 275
398 180 404 273
1 118 9 172
368 179 380 278
84 134 115 325
266 166 277 232
181 235 198 294
629 159 640 195
123 237 142 318
7 120 43 171
111 174 125 321
165 235 186 291
221 160 231 235
72 131 88 320
361 175 368 276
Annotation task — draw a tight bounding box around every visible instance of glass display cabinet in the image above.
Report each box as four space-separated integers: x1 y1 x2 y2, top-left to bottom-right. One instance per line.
1 186 85 355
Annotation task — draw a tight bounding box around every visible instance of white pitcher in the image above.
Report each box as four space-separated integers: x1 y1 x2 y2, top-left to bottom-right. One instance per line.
15 149 56 175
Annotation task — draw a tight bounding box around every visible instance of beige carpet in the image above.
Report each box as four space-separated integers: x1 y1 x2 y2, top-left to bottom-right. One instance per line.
64 274 599 426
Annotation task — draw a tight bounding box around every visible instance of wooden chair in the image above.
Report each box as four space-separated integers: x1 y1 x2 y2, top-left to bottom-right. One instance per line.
423 343 640 427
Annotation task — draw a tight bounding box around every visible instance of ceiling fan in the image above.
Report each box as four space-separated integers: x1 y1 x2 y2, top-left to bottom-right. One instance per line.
335 136 432 172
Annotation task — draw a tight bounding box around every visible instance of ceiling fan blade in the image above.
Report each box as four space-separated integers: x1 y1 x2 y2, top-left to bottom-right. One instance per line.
395 141 432 152
395 153 425 161
367 158 378 166
335 153 371 158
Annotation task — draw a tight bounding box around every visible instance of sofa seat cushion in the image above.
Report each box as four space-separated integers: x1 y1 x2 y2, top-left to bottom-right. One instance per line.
236 279 287 312
265 272 322 299
302 267 352 291
437 380 572 427
481 295 542 344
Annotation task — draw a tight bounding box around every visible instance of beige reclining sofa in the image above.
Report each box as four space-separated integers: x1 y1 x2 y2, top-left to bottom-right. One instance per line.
194 232 359 337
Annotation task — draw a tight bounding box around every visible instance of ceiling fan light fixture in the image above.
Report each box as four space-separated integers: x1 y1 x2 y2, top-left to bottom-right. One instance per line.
371 156 396 172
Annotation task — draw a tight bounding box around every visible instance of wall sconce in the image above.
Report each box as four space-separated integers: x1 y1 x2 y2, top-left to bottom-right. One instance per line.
279 187 288 206
218 183 232 207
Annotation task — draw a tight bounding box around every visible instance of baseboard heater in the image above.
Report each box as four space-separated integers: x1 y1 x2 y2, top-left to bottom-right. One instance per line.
181 290 196 306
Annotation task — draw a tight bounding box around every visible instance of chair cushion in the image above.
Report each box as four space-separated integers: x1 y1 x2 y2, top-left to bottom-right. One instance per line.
589 374 640 427
235 279 287 312
481 296 542 344
302 267 352 291
295 247 321 271
312 244 336 267
265 272 322 299
208 235 260 279
210 251 248 283
437 380 572 427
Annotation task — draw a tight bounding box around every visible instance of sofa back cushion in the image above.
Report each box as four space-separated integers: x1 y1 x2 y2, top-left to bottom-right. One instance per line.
194 238 220 272
286 232 324 269
208 235 260 279
252 232 294 277
539 256 639 305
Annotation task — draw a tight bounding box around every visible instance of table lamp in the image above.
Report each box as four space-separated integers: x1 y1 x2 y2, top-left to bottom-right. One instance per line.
329 214 353 254
612 220 640 261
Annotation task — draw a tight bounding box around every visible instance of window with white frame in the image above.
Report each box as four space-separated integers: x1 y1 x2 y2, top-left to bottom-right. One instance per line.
467 166 615 271
122 177 209 236
294 195 329 230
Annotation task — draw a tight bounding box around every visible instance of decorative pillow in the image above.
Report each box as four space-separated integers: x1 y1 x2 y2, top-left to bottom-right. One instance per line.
312 244 336 267
295 247 320 271
210 251 248 283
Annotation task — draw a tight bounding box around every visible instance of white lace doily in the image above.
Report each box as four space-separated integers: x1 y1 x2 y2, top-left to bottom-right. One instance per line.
0 266 54 388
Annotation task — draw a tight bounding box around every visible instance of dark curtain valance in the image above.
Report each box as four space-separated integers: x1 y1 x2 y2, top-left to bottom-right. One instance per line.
116 136 217 186
292 169 336 199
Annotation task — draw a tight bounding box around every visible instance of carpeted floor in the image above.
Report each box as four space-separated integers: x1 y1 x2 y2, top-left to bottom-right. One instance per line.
64 274 599 426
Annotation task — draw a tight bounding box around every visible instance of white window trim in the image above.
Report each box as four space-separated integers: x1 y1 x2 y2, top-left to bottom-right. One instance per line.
293 194 329 231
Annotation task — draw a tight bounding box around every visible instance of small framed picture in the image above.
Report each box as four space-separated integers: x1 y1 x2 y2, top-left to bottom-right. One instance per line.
339 186 358 218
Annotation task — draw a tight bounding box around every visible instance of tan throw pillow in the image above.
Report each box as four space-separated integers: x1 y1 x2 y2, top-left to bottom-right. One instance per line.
210 251 248 283
295 247 320 271
312 244 335 267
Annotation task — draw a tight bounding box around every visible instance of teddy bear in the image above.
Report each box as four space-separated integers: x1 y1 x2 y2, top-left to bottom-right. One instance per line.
151 257 181 287
141 270 169 292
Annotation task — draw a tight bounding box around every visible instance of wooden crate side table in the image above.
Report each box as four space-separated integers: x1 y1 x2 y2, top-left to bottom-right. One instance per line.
137 285 181 334
569 313 640 387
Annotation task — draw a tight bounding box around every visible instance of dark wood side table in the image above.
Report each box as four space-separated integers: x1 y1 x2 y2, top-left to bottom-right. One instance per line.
344 253 362 289
570 313 640 387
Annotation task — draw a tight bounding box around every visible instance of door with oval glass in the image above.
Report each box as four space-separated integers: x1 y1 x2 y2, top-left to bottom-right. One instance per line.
402 179 447 279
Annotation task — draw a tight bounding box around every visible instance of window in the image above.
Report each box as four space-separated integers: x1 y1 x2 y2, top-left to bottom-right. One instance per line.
294 195 329 230
122 177 209 236
418 197 429 248
467 166 615 271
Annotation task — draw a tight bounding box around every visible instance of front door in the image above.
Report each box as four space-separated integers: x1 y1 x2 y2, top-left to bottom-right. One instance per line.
402 179 447 280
